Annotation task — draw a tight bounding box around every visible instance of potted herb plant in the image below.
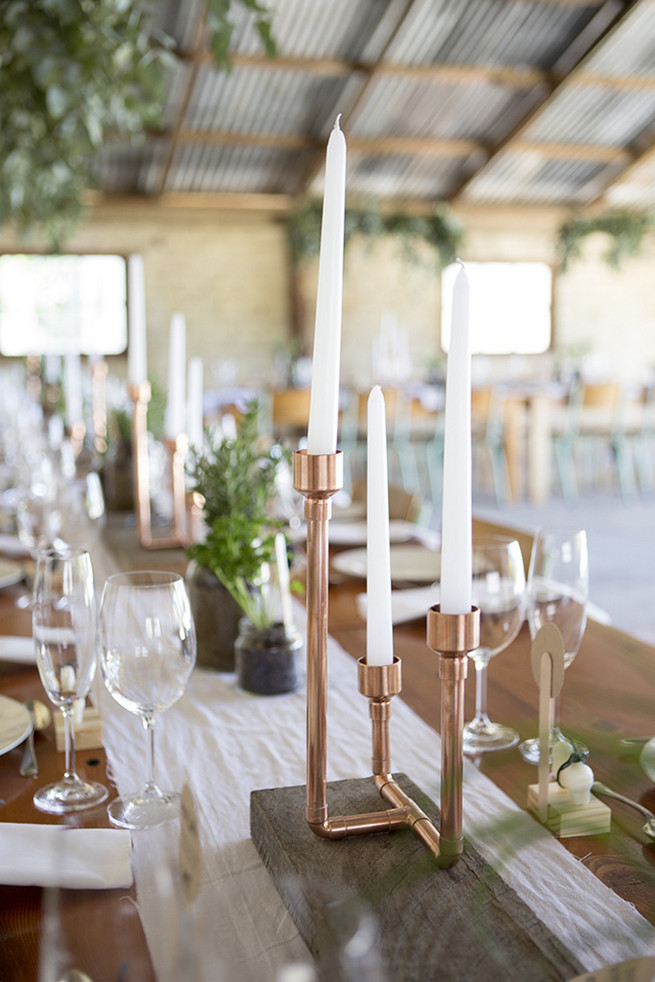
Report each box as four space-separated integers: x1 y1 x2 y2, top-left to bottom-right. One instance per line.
186 401 300 690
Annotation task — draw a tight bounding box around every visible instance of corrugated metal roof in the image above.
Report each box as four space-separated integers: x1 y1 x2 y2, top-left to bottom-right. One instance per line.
92 0 655 212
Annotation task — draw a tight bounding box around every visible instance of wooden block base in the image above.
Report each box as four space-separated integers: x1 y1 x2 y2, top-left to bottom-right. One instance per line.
54 704 103 752
251 774 584 982
528 783 612 838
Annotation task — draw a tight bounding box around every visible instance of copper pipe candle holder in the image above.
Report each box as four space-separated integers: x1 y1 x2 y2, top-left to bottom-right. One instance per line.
427 604 480 865
129 382 194 549
293 448 477 865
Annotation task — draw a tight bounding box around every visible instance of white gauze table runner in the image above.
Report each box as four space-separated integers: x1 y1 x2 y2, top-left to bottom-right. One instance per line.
99 600 655 982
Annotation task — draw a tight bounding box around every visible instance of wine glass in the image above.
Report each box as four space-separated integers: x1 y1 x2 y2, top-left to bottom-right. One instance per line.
32 546 108 813
518 526 588 764
463 535 525 755
98 571 197 830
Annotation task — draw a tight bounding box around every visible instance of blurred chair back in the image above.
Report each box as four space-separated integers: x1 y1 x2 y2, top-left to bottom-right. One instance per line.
271 388 311 443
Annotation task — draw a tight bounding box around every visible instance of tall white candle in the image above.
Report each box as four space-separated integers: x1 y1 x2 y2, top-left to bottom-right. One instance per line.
440 263 472 615
63 353 83 427
165 312 186 440
186 356 204 451
306 116 347 455
127 254 147 385
366 385 394 665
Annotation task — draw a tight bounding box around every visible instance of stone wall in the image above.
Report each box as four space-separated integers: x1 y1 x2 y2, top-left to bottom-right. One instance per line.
1 201 653 390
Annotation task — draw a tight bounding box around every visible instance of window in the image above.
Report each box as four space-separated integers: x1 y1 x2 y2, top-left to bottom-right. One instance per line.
0 254 127 356
441 261 552 355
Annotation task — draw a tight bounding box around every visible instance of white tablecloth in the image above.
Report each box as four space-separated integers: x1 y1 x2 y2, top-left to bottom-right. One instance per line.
99 602 655 981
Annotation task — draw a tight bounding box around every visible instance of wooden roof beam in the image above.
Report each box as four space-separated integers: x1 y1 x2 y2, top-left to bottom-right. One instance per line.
449 0 646 204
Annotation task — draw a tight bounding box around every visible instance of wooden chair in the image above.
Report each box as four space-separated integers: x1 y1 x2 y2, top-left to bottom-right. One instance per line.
553 381 636 499
270 388 312 443
471 387 511 505
630 382 655 493
352 478 427 525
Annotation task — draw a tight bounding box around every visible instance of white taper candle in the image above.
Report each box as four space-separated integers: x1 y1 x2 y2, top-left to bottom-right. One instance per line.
366 385 394 665
440 263 472 614
306 116 347 455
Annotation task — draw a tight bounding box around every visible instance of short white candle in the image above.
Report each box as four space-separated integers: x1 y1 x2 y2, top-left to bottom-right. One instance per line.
440 263 472 615
127 254 147 385
63 353 83 427
165 312 186 440
275 532 293 630
366 386 394 665
186 357 204 451
306 116 347 455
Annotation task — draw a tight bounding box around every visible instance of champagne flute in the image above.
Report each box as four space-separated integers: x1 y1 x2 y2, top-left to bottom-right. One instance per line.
32 546 108 813
518 526 588 763
98 571 196 830
463 535 525 755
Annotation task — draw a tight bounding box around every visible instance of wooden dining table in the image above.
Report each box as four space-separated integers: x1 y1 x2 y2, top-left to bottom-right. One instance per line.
1 516 655 980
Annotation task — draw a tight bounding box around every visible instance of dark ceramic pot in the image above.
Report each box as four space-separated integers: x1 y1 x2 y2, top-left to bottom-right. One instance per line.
186 562 243 672
235 619 302 695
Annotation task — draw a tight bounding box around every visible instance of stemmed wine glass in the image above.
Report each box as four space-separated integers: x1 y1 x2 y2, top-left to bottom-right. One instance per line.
32 546 108 813
518 526 588 764
463 535 526 755
98 571 196 830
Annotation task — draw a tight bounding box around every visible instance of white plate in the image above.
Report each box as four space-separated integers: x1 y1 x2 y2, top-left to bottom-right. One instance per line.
640 739 655 783
0 558 23 589
332 544 440 584
329 520 413 546
356 584 439 624
0 694 31 755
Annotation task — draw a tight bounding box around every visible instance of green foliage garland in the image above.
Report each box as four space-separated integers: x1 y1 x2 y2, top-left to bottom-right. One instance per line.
0 0 276 247
556 209 655 272
288 200 463 270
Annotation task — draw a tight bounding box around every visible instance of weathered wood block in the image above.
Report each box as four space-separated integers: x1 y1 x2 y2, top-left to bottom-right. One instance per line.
251 774 584 982
54 704 103 752
528 783 612 838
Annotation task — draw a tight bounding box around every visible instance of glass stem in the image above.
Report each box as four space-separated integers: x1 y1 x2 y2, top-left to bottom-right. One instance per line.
551 694 564 742
473 658 491 725
143 715 157 795
62 705 78 782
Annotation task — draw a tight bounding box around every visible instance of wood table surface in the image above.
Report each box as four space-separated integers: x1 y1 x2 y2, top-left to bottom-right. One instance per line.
1 515 654 980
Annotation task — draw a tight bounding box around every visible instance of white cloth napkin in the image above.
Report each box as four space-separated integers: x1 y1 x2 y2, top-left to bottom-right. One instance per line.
0 635 34 664
0 824 132 888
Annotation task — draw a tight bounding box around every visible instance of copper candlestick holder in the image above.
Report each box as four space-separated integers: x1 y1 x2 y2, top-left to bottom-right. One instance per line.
293 448 480 867
129 382 196 549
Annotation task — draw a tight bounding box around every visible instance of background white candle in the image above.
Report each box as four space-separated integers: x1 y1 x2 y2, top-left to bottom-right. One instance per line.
366 385 394 665
307 116 347 455
186 356 204 451
63 353 83 427
275 531 293 631
165 312 186 440
127 254 147 385
440 264 472 614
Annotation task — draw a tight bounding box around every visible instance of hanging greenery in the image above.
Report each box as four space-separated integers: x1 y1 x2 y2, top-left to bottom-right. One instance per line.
287 200 463 270
0 0 276 248
556 209 655 272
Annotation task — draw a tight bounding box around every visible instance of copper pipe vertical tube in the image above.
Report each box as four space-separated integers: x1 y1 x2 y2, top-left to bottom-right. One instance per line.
427 604 480 867
91 359 108 456
293 449 343 829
